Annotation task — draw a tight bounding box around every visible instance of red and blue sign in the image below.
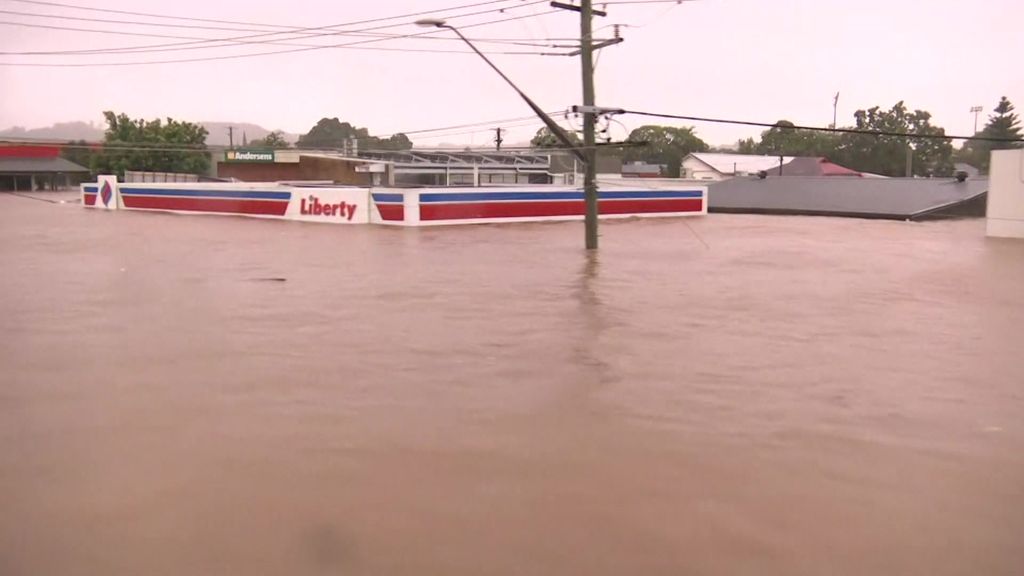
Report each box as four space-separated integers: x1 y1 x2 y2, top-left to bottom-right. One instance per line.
117 187 292 216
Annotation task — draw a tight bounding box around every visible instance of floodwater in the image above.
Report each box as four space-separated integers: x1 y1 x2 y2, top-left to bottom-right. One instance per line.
2 191 1023 575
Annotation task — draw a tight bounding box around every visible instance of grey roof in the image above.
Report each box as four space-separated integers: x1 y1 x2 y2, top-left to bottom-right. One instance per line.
622 162 662 175
0 157 89 174
709 176 988 220
357 150 549 167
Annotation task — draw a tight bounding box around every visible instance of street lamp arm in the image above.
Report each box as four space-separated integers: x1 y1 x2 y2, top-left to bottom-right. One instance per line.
424 22 585 163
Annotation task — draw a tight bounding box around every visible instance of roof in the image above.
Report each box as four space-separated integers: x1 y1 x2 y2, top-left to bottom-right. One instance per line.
708 176 989 220
622 162 662 176
776 157 862 177
0 156 89 174
685 152 795 175
0 144 62 158
297 152 378 163
357 150 549 168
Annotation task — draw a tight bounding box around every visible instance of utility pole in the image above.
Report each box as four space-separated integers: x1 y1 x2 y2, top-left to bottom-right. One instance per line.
905 146 913 178
492 127 504 151
970 105 983 134
579 0 599 250
418 11 613 249
227 126 235 149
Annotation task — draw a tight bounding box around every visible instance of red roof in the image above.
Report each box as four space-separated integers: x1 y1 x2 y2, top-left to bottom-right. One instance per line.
818 158 862 177
774 156 862 177
0 145 61 158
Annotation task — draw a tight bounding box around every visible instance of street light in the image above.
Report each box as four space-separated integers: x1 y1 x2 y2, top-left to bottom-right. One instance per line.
970 105 984 134
413 18 583 162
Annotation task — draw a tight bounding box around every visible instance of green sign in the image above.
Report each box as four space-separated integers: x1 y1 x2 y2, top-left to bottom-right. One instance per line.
224 150 275 162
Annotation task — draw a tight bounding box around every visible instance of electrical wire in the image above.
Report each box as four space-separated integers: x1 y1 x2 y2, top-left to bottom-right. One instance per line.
379 113 560 137
0 10 567 66
0 21 566 57
620 109 1024 143
1 0 545 57
0 8 576 54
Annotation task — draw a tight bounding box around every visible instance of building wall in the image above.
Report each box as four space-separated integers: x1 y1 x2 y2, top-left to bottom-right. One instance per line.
680 157 725 181
298 156 372 185
218 161 301 182
987 149 1024 239
217 156 379 185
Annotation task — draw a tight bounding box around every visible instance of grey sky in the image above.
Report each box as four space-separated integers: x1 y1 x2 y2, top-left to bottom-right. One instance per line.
1 0 1021 147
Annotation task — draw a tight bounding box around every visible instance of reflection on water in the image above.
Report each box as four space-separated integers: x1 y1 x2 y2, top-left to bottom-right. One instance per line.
1 194 1024 575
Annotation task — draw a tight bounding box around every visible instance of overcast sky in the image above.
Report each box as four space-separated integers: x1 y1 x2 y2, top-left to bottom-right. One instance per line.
1 0 1021 147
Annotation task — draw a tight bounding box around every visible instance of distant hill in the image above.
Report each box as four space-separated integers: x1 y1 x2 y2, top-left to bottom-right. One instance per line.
0 120 299 146
200 122 300 147
0 121 104 142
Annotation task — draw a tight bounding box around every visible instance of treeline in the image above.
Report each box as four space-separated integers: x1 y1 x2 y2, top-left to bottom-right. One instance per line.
533 97 1023 177
738 97 1021 177
60 113 414 176
61 98 1021 178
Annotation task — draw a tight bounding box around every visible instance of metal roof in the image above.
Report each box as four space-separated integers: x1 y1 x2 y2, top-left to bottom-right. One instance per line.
708 176 989 220
686 152 796 175
0 157 89 173
357 150 549 167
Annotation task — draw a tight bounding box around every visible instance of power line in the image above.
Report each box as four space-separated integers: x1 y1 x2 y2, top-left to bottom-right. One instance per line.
0 10 566 66
403 119 549 141
0 22 574 55
0 0 541 57
4 0 328 28
0 7 575 54
620 109 1024 143
0 22 563 58
382 113 557 137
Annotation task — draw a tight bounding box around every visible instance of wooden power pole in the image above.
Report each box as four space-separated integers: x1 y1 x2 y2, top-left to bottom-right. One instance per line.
580 0 599 250
553 0 602 249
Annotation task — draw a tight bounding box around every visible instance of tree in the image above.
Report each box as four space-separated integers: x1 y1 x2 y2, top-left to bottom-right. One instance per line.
831 101 953 177
374 133 413 151
297 118 412 152
736 137 759 154
61 139 96 173
755 120 839 158
530 127 581 148
623 125 708 178
91 111 210 176
966 97 1023 172
247 130 290 148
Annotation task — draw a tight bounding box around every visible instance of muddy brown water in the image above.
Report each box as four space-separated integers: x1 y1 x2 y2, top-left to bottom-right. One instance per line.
2 192 1023 575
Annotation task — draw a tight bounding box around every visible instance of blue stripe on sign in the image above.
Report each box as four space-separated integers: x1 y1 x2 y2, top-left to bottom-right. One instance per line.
119 188 292 200
372 193 404 203
83 186 97 193
419 190 703 203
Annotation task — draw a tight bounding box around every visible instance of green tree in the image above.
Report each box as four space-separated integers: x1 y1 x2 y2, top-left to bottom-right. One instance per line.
623 125 708 178
530 127 581 148
374 133 413 151
297 118 412 152
736 137 759 154
755 120 839 157
61 139 96 173
832 101 953 177
91 111 210 176
966 97 1023 172
247 130 290 148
